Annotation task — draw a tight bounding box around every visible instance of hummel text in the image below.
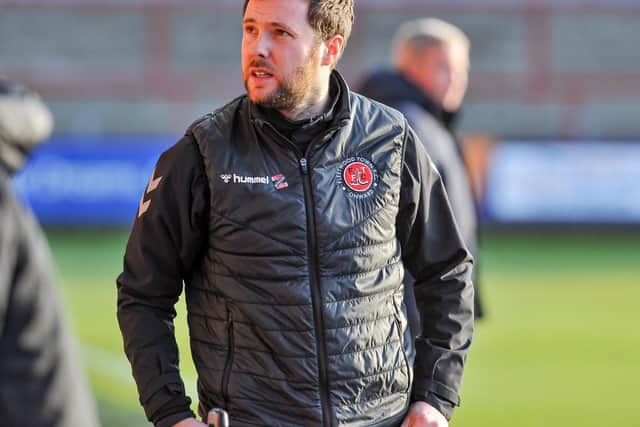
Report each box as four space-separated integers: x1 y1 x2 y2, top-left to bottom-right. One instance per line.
220 173 270 185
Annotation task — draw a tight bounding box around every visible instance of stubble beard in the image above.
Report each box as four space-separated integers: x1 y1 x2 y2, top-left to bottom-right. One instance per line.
245 43 321 114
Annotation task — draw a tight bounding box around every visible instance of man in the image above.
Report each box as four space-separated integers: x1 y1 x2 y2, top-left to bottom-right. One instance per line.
0 78 100 427
358 18 484 325
117 2 474 427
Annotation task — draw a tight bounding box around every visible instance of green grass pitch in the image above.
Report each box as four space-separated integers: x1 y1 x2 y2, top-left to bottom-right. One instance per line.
46 229 640 427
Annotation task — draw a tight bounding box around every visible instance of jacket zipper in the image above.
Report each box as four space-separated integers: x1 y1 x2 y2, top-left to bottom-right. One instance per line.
299 157 332 427
222 304 235 408
391 298 411 394
255 120 344 426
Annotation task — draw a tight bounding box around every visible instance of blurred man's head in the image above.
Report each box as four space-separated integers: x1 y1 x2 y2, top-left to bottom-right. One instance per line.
241 0 354 119
0 79 53 175
392 18 470 112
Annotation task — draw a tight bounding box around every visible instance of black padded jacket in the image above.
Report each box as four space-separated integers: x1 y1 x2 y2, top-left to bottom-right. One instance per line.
117 72 474 427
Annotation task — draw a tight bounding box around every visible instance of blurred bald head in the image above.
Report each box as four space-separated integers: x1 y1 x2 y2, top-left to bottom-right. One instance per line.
392 18 470 112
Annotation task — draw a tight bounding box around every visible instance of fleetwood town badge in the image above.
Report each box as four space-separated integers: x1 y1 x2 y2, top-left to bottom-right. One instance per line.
337 157 378 199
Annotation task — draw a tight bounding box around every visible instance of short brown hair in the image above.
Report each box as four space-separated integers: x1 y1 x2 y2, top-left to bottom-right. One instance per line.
243 0 354 45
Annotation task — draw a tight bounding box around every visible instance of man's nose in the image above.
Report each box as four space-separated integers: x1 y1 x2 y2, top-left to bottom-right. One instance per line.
253 32 272 58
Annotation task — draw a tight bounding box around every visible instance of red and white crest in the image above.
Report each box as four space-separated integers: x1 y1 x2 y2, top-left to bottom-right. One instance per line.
337 157 378 198
343 161 374 192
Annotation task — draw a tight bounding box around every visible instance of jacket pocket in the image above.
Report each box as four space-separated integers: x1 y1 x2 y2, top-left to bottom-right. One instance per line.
392 297 411 394
221 301 235 407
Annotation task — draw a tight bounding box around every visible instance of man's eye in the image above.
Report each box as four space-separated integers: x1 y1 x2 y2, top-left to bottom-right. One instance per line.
244 26 256 34
275 29 291 37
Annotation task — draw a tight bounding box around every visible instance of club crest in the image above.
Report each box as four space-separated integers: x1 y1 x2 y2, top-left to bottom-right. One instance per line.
337 157 378 198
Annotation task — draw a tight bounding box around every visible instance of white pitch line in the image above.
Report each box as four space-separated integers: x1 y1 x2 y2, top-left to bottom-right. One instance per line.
80 343 198 400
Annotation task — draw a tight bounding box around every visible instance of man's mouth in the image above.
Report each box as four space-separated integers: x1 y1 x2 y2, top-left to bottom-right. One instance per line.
250 68 274 79
253 71 271 78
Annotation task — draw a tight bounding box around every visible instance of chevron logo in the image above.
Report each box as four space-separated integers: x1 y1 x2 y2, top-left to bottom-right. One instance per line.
137 167 163 218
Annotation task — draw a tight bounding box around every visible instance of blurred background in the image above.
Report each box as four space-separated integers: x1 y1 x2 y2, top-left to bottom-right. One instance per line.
2 0 640 426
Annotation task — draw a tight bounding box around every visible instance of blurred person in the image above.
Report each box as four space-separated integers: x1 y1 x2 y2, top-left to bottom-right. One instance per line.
117 1 474 427
358 18 484 333
0 78 100 426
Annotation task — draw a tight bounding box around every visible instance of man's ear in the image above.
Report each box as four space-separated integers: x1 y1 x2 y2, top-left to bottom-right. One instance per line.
321 35 345 67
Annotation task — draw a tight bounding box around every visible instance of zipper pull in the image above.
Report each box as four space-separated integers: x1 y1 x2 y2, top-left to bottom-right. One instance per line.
227 303 234 325
300 158 309 175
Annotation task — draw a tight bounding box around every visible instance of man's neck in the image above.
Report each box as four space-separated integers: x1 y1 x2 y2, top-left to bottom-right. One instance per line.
278 77 331 122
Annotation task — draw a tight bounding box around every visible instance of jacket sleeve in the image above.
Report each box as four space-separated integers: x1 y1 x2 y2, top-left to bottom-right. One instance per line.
117 135 209 427
396 124 474 420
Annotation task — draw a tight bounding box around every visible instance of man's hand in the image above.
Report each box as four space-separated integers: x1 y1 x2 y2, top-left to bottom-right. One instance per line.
400 401 448 427
173 417 207 427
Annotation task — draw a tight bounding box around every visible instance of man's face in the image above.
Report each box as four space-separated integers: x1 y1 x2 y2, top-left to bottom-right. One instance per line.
242 0 323 111
416 44 452 108
443 43 470 112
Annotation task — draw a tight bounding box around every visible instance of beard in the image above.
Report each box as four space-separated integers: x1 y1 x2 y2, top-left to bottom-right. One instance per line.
244 43 321 112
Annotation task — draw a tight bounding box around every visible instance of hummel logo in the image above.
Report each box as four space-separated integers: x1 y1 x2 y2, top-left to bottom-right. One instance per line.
138 167 163 218
219 173 269 185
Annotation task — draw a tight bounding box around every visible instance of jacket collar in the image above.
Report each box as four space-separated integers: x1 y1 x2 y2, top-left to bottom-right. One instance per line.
249 69 352 131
